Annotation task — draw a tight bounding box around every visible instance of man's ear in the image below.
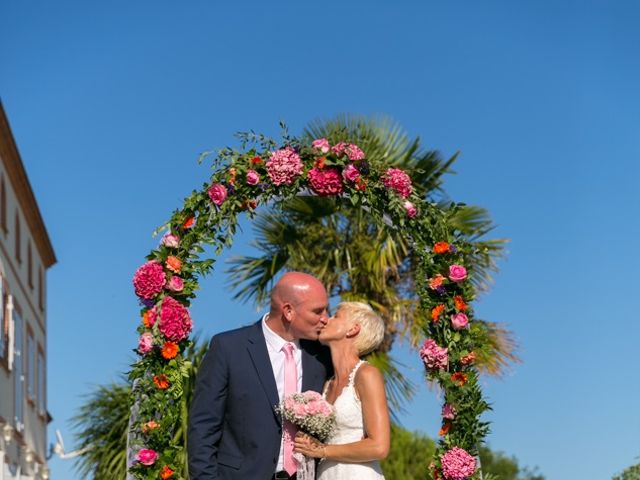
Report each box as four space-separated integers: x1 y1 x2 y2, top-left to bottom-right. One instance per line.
282 303 294 321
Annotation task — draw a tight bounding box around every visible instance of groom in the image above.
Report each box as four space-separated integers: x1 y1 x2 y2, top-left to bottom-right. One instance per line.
188 272 332 480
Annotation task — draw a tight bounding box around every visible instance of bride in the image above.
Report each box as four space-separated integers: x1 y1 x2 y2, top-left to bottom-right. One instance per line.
294 301 390 479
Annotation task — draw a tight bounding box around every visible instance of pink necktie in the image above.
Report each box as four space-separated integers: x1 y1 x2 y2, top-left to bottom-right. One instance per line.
282 343 298 475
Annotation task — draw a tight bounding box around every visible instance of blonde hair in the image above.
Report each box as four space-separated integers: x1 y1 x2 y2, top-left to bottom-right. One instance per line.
337 301 385 356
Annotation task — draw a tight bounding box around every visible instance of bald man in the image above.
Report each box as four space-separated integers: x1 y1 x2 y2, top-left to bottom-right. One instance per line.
188 272 332 480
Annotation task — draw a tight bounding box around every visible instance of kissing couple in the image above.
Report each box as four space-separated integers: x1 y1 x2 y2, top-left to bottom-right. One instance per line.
188 271 390 479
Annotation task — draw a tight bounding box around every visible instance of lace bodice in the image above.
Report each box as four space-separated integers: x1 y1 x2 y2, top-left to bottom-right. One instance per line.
317 360 385 479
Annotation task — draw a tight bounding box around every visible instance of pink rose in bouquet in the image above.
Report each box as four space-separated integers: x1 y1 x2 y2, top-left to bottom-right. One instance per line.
277 390 336 442
138 332 154 355
167 275 184 292
208 183 228 206
403 200 417 218
342 164 360 182
312 138 331 153
136 448 158 466
450 313 469 330
448 264 467 283
442 404 456 420
246 169 260 185
161 233 180 248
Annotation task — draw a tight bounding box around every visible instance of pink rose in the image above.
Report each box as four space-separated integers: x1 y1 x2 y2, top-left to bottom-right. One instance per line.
293 403 307 417
246 169 260 185
448 264 467 283
161 233 180 248
136 448 158 466
138 333 154 354
167 276 184 292
342 164 360 182
451 313 469 330
403 201 417 218
208 183 228 206
312 138 331 153
442 404 456 420
345 144 365 161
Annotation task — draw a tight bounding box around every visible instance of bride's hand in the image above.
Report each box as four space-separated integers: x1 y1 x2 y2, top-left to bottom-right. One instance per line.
293 432 326 459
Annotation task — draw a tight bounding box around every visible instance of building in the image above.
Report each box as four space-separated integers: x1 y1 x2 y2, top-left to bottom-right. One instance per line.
0 102 56 480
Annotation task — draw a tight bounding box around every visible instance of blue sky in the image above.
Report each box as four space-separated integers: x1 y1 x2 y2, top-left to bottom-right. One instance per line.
2 1 639 478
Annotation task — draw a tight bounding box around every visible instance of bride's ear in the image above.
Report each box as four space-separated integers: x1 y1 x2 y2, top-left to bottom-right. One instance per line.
346 322 361 338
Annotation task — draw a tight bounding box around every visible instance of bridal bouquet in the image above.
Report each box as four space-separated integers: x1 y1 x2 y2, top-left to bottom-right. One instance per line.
277 391 336 480
277 390 336 442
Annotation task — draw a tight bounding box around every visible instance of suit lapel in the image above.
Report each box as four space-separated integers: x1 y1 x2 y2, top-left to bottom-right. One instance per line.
246 321 280 414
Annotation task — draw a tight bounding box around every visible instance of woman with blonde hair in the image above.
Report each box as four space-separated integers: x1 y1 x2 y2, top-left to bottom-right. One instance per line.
294 301 390 479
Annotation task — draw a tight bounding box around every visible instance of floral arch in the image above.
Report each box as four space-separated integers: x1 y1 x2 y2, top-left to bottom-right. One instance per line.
128 128 489 480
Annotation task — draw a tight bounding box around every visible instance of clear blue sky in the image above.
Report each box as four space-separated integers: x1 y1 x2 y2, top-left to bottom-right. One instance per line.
2 1 639 479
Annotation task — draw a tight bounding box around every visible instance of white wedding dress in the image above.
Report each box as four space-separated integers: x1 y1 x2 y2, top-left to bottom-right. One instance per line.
316 360 385 480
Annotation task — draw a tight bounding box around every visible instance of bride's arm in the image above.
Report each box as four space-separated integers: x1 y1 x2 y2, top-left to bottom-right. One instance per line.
295 364 390 462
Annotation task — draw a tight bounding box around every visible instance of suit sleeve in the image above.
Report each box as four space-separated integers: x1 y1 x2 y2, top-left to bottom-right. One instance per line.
188 335 228 479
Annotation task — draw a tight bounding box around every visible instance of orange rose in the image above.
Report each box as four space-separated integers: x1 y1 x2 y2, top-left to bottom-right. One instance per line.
142 310 153 328
153 374 170 390
433 242 450 254
160 466 175 479
182 216 195 229
314 157 326 169
161 342 179 360
142 420 159 433
431 304 445 323
460 352 477 365
451 372 468 386
166 256 182 273
429 274 445 290
454 295 468 311
438 422 451 436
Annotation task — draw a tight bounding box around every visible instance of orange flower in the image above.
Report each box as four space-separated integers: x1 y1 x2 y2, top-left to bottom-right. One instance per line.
153 374 170 390
142 310 153 328
451 372 468 386
429 274 445 290
142 420 159 433
161 342 179 360
160 466 175 479
438 422 451 436
355 177 367 191
431 304 445 323
182 216 195 229
228 167 237 185
454 295 468 311
251 155 263 165
433 242 450 254
166 256 182 273
314 157 326 169
460 352 477 365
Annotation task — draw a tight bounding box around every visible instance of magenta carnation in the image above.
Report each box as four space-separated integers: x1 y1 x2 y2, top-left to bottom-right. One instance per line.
208 183 228 206
136 448 158 466
157 296 193 342
345 143 365 161
383 168 413 198
266 147 304 185
440 447 476 480
308 167 344 196
133 261 166 300
419 339 448 370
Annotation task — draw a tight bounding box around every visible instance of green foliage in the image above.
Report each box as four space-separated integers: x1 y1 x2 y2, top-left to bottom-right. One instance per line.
613 460 640 480
381 425 436 479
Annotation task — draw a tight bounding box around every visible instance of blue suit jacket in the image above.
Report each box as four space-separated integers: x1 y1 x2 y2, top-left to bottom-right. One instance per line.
188 321 331 479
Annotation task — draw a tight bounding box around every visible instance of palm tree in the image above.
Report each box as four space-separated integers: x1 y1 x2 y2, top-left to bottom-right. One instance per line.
225 115 519 411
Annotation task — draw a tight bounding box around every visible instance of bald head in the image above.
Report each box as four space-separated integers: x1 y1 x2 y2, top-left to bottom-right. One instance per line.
267 272 329 341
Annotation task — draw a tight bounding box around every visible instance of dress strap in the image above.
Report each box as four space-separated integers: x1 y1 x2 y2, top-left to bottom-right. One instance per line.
348 360 366 387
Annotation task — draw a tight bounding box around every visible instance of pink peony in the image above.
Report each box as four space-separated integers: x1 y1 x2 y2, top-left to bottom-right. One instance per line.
138 332 154 354
312 138 331 153
137 448 158 466
345 143 365 161
442 404 456 420
157 296 193 342
450 313 469 330
266 147 304 185
440 447 476 480
293 403 307 417
308 167 344 196
208 183 228 206
419 339 449 370
342 164 360 182
133 261 167 300
383 168 413 198
448 265 467 283
167 276 184 292
246 169 260 185
303 391 322 401
161 233 180 248
403 200 417 218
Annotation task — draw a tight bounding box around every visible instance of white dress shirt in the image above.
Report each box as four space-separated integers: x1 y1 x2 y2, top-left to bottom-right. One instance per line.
261 314 303 472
